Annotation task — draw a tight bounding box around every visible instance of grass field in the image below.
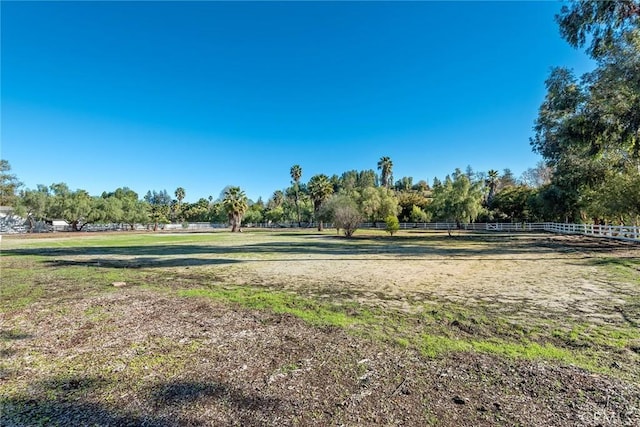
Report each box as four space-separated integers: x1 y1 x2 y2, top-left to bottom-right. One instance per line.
1 230 639 426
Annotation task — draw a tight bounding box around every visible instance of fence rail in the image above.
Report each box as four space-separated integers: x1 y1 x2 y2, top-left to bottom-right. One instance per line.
543 222 639 242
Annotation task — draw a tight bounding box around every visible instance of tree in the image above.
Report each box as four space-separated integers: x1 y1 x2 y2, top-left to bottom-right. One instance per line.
243 201 264 226
290 165 303 226
107 187 147 229
321 195 363 237
268 190 284 209
47 183 98 231
358 187 400 225
0 160 22 206
223 186 248 232
385 215 400 236
531 1 640 221
307 174 334 231
556 0 640 59
377 156 393 188
520 161 553 188
15 185 50 232
490 185 535 223
396 190 428 222
174 187 186 221
412 180 430 193
499 168 517 190
394 176 413 192
144 190 172 231
409 205 431 223
430 171 484 231
485 170 499 204
182 198 211 223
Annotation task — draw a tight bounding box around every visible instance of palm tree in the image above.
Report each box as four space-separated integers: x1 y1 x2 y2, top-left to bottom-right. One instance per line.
307 174 334 231
174 187 185 205
269 190 284 208
174 187 186 222
290 164 302 226
222 186 248 232
377 156 393 188
486 169 499 204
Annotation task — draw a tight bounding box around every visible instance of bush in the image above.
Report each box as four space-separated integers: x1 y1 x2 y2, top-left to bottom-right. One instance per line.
385 215 400 236
323 195 362 238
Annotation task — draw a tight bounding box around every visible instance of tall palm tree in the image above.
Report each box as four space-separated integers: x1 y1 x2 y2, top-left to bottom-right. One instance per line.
222 186 248 232
174 187 186 222
290 164 302 226
308 174 334 231
486 169 499 204
377 156 393 188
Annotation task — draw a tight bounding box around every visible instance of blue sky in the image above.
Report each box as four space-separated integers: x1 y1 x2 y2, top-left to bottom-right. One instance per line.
2 1 594 202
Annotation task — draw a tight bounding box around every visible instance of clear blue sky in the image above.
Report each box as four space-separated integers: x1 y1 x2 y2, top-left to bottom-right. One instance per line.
2 1 594 203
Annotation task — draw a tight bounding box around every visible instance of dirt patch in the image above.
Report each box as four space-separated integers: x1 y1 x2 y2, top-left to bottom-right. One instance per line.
2 291 639 426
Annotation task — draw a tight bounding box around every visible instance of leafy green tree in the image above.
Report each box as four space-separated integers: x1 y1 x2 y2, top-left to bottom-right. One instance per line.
243 200 264 225
308 174 334 231
490 185 535 222
385 215 400 236
223 186 248 232
430 170 484 230
358 187 400 225
377 156 393 188
94 195 123 225
144 190 172 231
556 0 640 59
107 188 148 229
531 1 640 221
409 205 431 223
396 190 428 222
47 183 98 231
265 206 285 224
182 198 211 222
394 176 413 192
412 180 430 193
209 201 229 223
290 165 302 226
0 160 22 206
588 169 640 225
15 185 50 232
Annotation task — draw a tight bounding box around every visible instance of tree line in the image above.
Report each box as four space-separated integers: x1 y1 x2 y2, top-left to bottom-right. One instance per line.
0 157 588 235
1 1 638 233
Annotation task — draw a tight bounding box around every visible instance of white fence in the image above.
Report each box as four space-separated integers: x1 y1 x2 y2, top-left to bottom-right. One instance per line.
2 215 638 243
360 221 639 242
543 222 639 242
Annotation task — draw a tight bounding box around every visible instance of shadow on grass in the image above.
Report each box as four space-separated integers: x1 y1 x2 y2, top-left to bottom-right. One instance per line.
2 376 285 426
583 257 640 268
44 257 242 269
4 232 631 263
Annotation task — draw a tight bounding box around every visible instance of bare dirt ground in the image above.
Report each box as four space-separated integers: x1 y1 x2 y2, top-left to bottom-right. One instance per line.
2 291 639 426
1 230 639 426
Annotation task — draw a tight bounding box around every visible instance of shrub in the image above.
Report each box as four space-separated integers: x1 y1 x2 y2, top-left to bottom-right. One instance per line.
385 215 400 236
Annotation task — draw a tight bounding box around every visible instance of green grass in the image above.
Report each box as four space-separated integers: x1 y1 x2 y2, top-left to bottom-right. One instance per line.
178 287 373 327
588 256 640 284
175 285 629 377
